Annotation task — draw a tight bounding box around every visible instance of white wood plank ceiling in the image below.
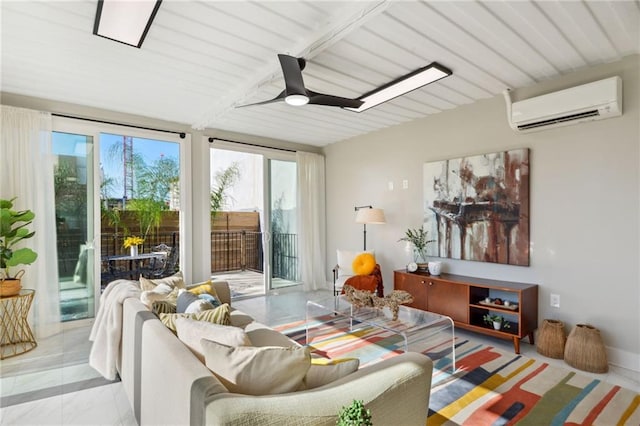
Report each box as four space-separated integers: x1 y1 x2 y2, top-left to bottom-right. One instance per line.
2 1 639 147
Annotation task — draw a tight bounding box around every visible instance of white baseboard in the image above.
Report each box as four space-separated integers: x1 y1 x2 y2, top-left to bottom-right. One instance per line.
607 346 640 372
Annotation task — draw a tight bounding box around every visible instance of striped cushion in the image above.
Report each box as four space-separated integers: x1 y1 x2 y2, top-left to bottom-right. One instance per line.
151 301 177 315
159 303 231 332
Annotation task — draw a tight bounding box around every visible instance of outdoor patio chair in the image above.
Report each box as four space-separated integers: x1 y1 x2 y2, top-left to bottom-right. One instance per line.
141 245 179 279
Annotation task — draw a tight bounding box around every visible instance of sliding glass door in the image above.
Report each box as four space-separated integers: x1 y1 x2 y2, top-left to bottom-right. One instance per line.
52 131 96 321
210 143 300 297
269 159 299 289
52 116 190 323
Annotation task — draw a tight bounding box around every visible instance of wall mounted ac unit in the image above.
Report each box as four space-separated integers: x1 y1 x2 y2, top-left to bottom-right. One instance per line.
504 76 622 132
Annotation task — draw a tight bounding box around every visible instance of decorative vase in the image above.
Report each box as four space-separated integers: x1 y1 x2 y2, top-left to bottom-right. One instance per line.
537 319 566 359
130 245 139 257
413 248 428 271
428 261 442 275
564 324 608 373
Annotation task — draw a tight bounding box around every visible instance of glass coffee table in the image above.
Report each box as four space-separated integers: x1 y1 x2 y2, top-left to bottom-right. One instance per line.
306 296 456 371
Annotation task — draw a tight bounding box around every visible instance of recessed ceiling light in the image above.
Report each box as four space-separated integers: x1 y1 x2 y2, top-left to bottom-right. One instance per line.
346 62 452 113
93 0 162 48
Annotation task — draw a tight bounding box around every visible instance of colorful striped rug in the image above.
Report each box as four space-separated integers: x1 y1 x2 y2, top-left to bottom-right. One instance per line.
275 319 640 425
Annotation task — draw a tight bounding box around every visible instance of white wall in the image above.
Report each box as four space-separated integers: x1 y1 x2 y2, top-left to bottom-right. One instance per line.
323 55 640 371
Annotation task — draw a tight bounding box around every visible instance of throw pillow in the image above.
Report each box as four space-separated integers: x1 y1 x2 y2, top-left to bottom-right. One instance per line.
140 271 185 291
187 281 221 307
151 300 177 315
188 281 219 298
336 249 375 277
159 303 231 332
177 289 215 314
352 253 376 275
304 357 360 389
175 317 251 362
202 340 311 395
140 283 180 308
198 294 221 308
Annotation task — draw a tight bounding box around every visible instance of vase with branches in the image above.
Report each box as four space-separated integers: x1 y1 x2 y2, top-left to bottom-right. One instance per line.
398 227 435 265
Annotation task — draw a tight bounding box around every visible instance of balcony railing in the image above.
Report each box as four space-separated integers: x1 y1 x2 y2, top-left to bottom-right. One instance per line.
99 230 299 281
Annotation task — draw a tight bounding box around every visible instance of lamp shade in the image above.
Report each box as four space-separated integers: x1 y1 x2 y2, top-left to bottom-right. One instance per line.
355 208 386 224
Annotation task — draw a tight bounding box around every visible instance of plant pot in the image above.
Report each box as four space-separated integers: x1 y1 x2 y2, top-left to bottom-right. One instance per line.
0 278 22 297
130 246 139 257
493 321 501 330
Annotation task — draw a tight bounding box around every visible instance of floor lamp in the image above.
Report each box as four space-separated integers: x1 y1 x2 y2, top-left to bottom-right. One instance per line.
355 206 386 250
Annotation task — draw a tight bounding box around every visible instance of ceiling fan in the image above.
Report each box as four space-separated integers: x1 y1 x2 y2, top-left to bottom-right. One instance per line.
237 54 364 109
237 54 453 112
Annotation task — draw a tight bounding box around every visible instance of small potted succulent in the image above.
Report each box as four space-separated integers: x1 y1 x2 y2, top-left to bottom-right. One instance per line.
337 399 372 426
0 198 38 296
483 313 511 331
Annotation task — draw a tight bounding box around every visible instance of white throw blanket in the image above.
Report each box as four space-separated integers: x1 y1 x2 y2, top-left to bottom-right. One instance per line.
89 279 141 380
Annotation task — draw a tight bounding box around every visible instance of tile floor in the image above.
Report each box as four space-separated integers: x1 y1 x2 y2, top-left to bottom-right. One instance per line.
1 289 639 425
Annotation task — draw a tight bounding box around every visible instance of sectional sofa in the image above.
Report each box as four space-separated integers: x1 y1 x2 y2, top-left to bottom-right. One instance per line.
117 280 433 425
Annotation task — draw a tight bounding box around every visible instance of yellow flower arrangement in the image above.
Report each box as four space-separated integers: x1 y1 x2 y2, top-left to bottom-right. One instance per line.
123 236 144 249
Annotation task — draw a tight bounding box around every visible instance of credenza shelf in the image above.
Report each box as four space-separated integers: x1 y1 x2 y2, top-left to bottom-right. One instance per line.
394 270 538 354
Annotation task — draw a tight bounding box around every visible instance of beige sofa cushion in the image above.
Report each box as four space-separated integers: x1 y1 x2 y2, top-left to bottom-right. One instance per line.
202 340 311 395
140 271 185 291
305 357 360 389
175 318 251 362
244 322 300 348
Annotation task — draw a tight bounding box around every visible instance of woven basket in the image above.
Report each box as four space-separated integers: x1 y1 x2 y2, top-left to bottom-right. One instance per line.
564 324 608 373
536 319 566 359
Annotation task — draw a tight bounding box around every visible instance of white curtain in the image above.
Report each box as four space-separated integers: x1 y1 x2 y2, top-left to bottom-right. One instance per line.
1 105 61 338
296 151 327 291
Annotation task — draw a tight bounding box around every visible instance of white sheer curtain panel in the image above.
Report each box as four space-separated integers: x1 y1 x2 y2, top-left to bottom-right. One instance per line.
296 151 327 291
1 105 61 338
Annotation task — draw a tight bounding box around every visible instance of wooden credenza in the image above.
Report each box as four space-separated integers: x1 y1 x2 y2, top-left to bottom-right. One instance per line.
394 270 538 353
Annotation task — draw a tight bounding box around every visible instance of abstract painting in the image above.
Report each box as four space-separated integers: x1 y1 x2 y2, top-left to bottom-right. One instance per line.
423 148 529 266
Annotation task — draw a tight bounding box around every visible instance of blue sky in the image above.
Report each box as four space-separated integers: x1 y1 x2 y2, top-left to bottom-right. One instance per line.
100 133 179 198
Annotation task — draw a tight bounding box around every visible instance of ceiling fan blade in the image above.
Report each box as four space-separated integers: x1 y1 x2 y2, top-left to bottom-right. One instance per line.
278 54 307 96
307 91 364 109
235 90 285 108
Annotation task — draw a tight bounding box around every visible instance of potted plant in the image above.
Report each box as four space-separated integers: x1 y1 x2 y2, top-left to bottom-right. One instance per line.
337 399 372 426
483 313 511 331
398 227 435 268
0 198 38 296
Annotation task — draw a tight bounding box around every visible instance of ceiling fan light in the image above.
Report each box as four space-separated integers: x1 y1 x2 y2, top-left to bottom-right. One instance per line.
285 94 309 106
346 62 452 113
93 0 162 48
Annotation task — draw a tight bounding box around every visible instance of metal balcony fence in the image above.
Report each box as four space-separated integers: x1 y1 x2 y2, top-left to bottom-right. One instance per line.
97 230 299 281
271 233 299 281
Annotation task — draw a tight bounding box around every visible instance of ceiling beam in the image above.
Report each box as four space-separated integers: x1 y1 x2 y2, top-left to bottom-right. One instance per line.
191 0 391 130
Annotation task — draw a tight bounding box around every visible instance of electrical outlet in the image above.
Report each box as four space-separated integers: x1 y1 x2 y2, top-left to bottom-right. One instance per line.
402 179 409 189
550 293 560 308
388 181 394 191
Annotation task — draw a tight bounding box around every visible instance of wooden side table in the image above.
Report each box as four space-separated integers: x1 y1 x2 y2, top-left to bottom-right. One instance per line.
1 289 37 359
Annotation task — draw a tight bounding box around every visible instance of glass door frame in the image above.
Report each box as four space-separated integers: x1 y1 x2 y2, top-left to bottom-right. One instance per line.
52 117 192 323
209 140 298 294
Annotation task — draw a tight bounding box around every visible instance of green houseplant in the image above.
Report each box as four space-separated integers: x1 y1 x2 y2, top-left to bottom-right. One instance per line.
398 227 435 266
0 198 38 296
337 399 372 426
483 313 511 331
